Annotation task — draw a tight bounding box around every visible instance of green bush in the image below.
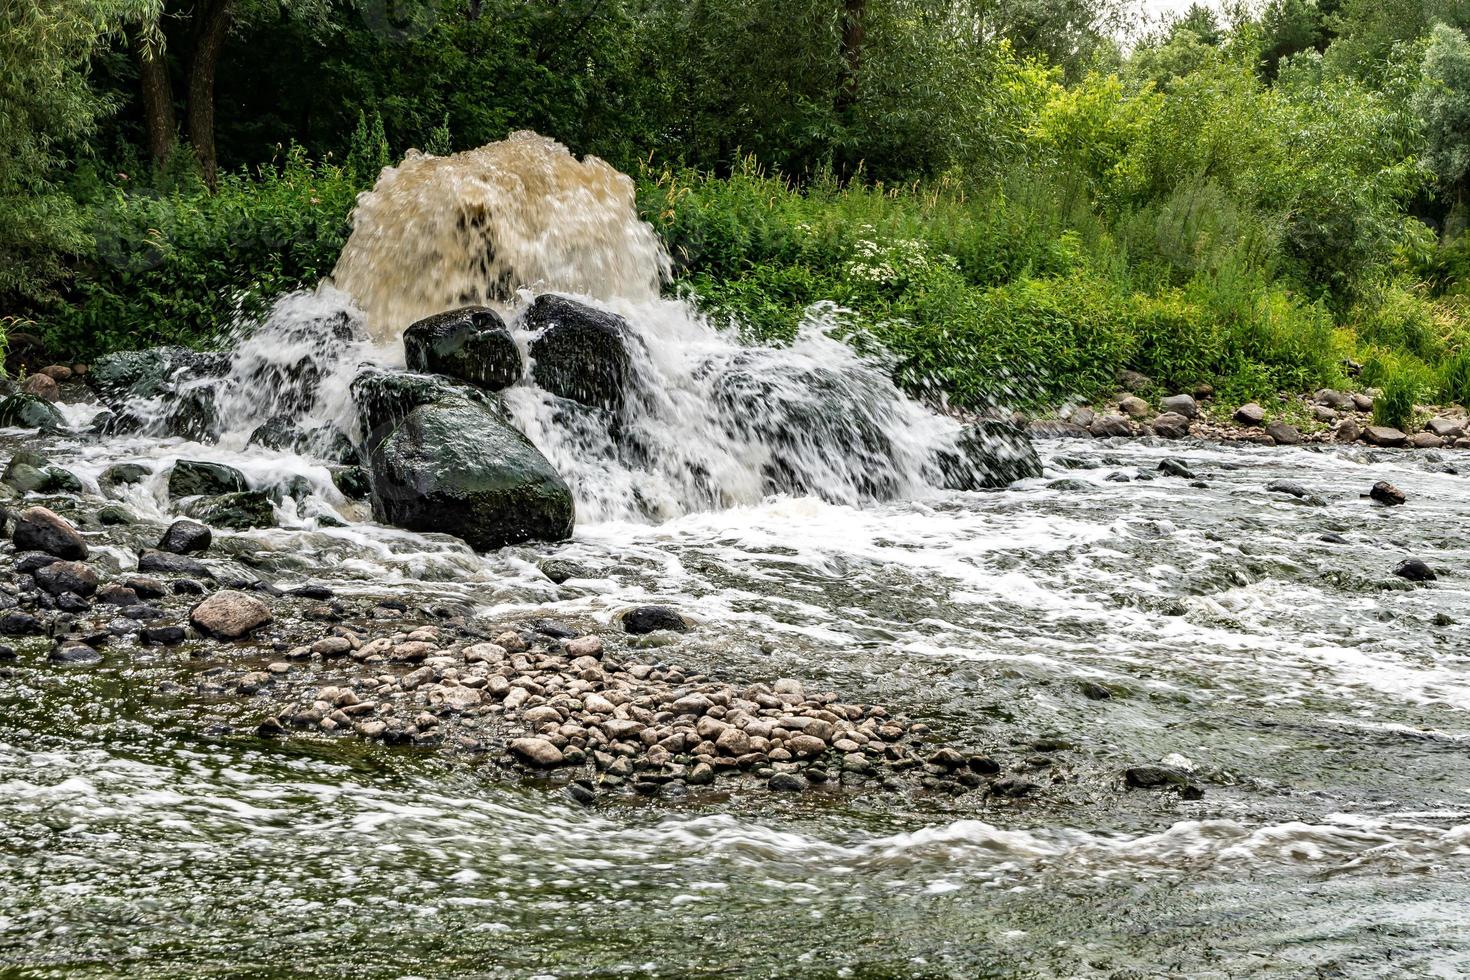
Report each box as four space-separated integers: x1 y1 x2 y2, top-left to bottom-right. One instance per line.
37 145 362 357
1362 351 1433 429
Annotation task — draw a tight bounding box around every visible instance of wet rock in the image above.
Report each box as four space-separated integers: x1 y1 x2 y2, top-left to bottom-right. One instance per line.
1151 412 1190 439
1078 681 1112 700
13 506 87 560
89 347 230 406
0 611 44 636
1319 532 1348 544
1088 415 1133 438
539 557 589 584
623 605 687 634
141 624 186 646
1369 481 1405 506
1157 458 1195 479
289 584 334 600
1124 765 1190 788
245 414 301 453
403 306 522 391
0 394 64 431
330 465 372 499
1266 480 1310 500
1160 393 1198 418
510 736 565 767
524 294 633 412
34 561 98 597
138 550 212 577
171 578 207 595
183 490 276 530
1362 426 1407 448
190 590 272 639
1393 559 1436 582
100 462 152 490
14 552 57 574
50 643 101 664
1410 432 1444 449
990 777 1040 798
124 576 167 599
1118 395 1150 418
767 772 808 792
158 519 212 554
356 371 574 551
1264 421 1302 446
168 460 247 498
97 505 135 526
39 364 72 382
1233 403 1266 426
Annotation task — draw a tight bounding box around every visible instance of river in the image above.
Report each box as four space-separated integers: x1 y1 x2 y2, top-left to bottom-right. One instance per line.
3 428 1468 977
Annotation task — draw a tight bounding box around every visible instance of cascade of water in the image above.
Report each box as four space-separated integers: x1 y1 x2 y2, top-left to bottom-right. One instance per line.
143 132 1032 524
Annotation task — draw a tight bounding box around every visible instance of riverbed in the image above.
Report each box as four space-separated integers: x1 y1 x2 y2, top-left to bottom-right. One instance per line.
3 429 1468 978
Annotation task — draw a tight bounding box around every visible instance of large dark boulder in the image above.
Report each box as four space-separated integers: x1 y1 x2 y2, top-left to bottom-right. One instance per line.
524 294 633 412
404 307 522 391
168 460 248 498
363 382 573 551
933 420 1044 490
0 394 65 430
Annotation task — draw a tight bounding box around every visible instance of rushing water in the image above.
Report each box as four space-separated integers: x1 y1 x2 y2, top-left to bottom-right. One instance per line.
4 431 1470 977
3 134 1468 975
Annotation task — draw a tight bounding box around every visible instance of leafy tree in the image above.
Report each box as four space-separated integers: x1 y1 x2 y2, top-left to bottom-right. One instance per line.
1414 22 1470 224
0 0 157 306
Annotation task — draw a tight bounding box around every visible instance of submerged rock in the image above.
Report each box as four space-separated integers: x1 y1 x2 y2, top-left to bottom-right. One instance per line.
525 294 633 412
138 549 213 577
100 462 152 490
358 372 574 550
623 605 687 634
183 491 276 530
1393 559 1436 582
168 460 248 498
404 306 522 390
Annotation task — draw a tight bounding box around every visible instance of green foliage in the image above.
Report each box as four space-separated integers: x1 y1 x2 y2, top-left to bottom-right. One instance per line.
1438 344 1470 404
1363 351 1432 427
0 0 157 308
37 146 361 356
1414 23 1470 198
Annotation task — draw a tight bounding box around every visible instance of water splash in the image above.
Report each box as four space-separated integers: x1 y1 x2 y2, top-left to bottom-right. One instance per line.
331 131 667 341
101 133 1034 526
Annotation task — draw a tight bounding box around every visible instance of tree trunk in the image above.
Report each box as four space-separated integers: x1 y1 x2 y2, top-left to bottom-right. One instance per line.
836 0 866 114
187 0 233 189
134 29 177 169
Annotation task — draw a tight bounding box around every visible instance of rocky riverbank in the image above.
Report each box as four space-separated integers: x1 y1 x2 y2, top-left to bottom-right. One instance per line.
1022 373 1470 450
0 490 1079 804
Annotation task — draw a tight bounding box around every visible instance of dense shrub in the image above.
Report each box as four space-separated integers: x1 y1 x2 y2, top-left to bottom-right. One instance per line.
36 147 361 356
